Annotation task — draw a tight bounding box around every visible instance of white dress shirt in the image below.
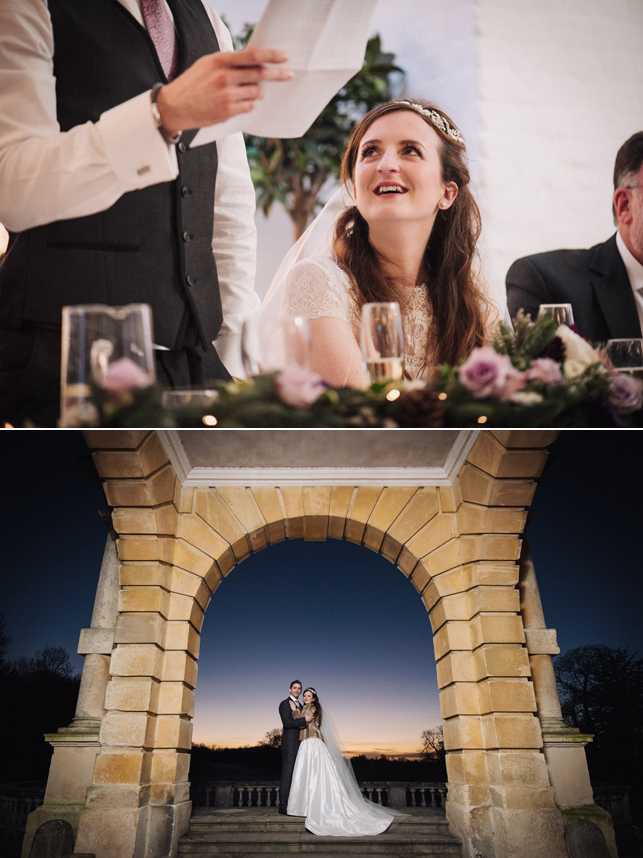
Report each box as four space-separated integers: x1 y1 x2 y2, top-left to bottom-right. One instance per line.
616 231 643 337
0 0 259 376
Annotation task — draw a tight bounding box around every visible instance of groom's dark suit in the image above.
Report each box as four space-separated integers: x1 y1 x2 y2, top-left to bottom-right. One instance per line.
506 234 642 342
279 698 307 812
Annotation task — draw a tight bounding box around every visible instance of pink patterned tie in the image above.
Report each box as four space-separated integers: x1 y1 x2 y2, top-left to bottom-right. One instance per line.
141 0 181 81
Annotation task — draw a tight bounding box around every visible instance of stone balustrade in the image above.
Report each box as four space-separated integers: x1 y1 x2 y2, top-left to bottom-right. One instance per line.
190 780 447 810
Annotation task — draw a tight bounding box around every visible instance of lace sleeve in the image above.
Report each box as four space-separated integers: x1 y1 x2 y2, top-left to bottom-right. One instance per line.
281 257 353 322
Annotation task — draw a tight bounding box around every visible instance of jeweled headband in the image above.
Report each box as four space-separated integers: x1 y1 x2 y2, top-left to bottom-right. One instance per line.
393 100 465 144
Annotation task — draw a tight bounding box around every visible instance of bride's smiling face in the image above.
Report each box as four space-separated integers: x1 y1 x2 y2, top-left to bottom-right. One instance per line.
303 691 314 704
352 110 456 227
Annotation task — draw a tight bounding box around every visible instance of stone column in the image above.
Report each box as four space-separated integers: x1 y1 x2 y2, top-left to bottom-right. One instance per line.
518 536 617 858
22 529 119 858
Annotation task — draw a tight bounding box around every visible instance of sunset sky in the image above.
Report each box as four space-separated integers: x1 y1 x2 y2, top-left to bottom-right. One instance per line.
1 430 641 758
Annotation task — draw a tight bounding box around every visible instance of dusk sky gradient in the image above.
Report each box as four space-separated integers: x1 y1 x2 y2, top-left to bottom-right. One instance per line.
0 430 641 758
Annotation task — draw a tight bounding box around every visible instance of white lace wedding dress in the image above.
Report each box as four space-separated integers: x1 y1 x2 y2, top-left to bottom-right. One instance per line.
287 704 400 836
281 255 434 382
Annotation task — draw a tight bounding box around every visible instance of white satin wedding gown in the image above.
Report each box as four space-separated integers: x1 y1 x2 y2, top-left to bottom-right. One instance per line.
286 704 400 836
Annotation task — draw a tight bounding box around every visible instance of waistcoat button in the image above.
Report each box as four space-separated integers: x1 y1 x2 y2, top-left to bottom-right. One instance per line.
182 231 192 242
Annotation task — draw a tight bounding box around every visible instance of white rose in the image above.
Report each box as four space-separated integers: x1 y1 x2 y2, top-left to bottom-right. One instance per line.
556 325 602 379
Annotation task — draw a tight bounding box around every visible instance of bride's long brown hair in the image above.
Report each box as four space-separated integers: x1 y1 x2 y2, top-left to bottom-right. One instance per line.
333 100 486 367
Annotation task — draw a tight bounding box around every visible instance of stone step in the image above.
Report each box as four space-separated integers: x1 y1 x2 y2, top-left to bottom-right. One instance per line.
180 809 461 856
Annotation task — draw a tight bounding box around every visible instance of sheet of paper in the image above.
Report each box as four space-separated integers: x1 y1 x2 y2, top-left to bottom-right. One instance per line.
191 0 377 147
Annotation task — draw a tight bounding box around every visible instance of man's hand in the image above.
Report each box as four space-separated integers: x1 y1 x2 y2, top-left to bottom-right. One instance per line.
305 713 314 723
156 48 293 137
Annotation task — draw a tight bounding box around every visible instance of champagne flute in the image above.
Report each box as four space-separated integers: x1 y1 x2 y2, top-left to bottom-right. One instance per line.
538 303 575 326
606 338 643 378
361 302 404 381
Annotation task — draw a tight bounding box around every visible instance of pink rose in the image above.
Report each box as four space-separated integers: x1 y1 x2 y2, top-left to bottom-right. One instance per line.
608 373 643 415
98 357 153 395
459 346 525 400
528 357 563 385
275 365 326 407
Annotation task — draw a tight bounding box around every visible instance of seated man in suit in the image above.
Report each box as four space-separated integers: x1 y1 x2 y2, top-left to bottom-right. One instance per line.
506 132 643 342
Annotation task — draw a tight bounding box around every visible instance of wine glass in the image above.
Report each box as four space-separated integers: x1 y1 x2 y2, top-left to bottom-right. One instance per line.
242 315 312 374
60 303 155 427
606 338 643 378
538 303 575 326
360 302 404 381
161 390 218 408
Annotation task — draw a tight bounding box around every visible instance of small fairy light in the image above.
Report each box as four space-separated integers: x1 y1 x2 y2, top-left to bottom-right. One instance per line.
3 423 14 429
386 389 401 402
202 414 218 426
477 415 488 424
438 392 447 401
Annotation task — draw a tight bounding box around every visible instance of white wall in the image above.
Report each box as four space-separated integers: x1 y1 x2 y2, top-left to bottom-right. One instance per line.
207 0 643 300
477 0 643 287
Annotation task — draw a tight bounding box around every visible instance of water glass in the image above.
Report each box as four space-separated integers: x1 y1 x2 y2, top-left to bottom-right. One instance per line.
242 315 312 374
360 302 404 381
538 303 575 326
606 338 643 377
60 303 155 427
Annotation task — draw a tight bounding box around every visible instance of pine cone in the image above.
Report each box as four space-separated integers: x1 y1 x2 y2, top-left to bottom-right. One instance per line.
395 386 445 427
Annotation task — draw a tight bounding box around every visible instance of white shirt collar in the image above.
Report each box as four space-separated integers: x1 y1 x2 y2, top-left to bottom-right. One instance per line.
289 695 299 704
616 231 643 294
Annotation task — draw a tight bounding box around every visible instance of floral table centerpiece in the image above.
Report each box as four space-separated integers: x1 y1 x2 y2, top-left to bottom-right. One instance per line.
79 311 643 429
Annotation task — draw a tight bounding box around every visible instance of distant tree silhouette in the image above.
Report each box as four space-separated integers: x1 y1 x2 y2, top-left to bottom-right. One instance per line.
0 614 11 669
555 644 643 822
420 726 445 765
259 728 282 748
0 645 80 783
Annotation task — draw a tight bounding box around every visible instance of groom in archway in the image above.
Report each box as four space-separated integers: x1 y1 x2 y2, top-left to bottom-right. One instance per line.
279 680 313 815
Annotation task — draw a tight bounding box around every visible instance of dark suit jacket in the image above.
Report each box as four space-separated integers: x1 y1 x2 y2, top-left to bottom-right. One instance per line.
279 699 307 752
506 234 642 342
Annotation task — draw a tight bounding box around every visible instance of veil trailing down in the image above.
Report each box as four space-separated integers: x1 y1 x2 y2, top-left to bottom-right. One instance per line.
287 691 406 836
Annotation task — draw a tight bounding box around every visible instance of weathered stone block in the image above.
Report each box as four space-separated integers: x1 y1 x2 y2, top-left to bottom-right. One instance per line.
440 682 482 718
524 628 560 655
252 487 287 541
78 627 115 655
157 682 195 717
196 490 249 561
433 620 474 660
83 430 149 450
217 488 266 533
170 567 211 609
436 650 477 687
137 433 170 476
459 463 537 507
482 713 542 749
119 564 171 589
175 484 195 514
114 614 166 647
444 715 484 750
474 644 532 680
396 546 418 577
491 431 558 449
446 750 490 785
409 564 431 595
100 713 156 748
173 539 217 578
162 651 198 687
117 536 162 561
119 586 170 616
92 750 151 785
478 678 537 714
176 515 230 563
471 614 526 648
154 503 179 536
110 644 163 679
167 593 204 630
164 621 201 658
348 487 383 523
303 487 331 540
150 749 191 784
363 487 418 552
154 715 193 750
344 519 366 544
469 586 521 615
439 483 463 513
104 677 160 713
386 487 439 547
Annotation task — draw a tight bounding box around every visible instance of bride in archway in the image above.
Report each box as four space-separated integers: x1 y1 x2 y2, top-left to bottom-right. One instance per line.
287 686 402 835
261 99 509 387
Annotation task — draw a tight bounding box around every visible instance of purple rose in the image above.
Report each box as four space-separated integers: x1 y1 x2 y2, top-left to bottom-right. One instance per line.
98 357 153 396
528 357 563 385
459 346 525 400
608 373 643 415
275 365 326 407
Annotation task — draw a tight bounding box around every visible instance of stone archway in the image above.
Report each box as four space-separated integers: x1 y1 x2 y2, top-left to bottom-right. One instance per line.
23 430 613 858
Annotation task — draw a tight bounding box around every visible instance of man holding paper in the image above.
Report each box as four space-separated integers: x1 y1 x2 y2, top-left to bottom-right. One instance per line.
0 0 292 426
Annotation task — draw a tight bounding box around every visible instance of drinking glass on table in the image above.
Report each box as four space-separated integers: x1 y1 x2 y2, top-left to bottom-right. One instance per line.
606 338 643 377
60 303 155 427
360 302 404 382
241 314 312 375
538 303 575 326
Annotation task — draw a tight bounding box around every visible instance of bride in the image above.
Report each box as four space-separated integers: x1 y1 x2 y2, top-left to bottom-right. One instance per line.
262 99 507 387
286 687 401 836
